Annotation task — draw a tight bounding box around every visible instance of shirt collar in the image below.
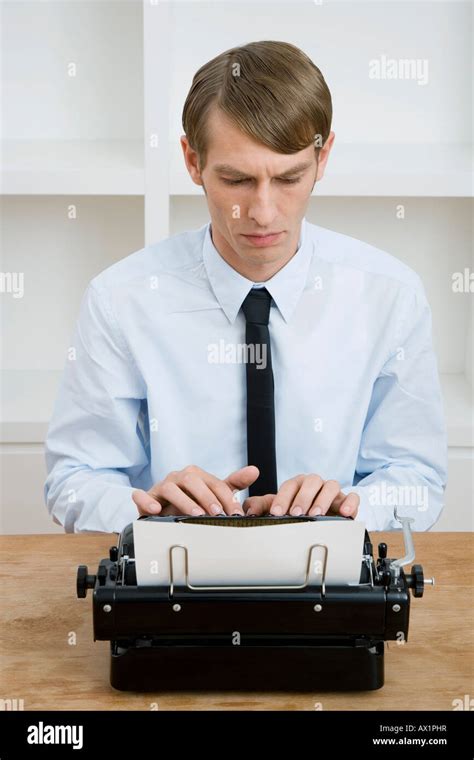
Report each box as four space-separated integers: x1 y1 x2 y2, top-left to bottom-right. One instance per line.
202 217 314 324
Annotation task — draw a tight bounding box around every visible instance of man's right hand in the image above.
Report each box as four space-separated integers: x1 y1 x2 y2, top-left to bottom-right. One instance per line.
132 464 260 517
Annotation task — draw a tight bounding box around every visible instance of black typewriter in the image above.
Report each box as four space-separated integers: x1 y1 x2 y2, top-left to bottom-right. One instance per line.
77 510 433 692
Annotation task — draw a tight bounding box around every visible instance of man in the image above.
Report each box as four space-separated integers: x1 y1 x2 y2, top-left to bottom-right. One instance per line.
44 41 447 533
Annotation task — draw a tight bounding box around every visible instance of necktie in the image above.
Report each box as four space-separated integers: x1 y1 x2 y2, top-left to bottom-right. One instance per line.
240 287 278 496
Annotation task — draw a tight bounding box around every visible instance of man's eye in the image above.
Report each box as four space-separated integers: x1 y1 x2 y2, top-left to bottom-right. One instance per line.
222 178 248 185
221 177 301 185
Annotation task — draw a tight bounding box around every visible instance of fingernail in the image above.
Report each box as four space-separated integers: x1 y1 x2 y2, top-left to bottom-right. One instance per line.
291 506 303 516
192 506 205 516
270 505 283 515
247 512 257 517
210 503 223 515
148 502 161 512
313 507 322 516
232 511 245 516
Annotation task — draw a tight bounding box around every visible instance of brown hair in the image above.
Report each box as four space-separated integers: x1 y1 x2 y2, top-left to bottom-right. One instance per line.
182 40 333 171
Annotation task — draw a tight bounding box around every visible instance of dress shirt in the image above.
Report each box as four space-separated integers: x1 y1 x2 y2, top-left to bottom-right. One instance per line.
44 216 448 533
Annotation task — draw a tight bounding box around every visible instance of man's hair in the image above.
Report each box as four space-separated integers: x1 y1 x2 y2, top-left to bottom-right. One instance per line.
182 40 333 171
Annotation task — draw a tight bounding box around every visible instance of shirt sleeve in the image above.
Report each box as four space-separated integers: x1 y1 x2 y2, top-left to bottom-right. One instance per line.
44 280 148 533
344 276 448 532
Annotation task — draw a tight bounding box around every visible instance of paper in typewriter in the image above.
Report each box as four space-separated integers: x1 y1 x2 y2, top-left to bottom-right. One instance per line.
133 518 366 587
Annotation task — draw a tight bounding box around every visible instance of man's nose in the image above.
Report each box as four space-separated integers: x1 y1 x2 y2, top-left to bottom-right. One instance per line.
247 185 279 228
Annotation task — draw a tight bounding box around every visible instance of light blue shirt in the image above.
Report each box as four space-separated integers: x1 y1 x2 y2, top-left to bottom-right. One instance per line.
44 217 448 533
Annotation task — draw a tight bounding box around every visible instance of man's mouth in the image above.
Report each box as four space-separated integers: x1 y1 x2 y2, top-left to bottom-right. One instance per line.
241 232 284 247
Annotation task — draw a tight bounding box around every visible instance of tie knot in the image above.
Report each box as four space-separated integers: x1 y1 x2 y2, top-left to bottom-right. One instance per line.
241 287 272 325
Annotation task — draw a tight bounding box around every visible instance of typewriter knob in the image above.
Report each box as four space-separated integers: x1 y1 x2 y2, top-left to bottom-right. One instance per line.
378 542 387 559
408 564 424 598
77 565 96 598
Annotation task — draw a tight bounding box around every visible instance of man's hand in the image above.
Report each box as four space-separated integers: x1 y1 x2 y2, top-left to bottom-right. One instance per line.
242 474 360 518
132 464 259 517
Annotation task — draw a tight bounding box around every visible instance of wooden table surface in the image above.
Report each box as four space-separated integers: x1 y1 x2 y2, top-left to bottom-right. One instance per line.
0 531 472 711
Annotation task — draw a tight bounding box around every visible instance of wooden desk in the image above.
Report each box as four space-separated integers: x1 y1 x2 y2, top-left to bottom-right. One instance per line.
0 531 472 711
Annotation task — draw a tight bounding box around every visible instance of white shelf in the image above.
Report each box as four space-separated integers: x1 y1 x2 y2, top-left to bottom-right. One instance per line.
1 140 144 196
0 370 62 444
169 140 473 198
1 369 472 447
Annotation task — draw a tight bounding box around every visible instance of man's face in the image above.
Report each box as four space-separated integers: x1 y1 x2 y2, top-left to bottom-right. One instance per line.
181 107 334 278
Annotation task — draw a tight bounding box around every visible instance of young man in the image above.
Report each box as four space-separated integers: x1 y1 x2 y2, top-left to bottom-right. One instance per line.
44 41 447 533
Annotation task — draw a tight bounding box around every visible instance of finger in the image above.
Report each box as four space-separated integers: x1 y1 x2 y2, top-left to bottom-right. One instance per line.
219 465 260 516
175 473 229 515
224 465 260 492
288 475 324 516
330 491 360 518
206 478 246 515
309 480 341 516
146 470 180 500
134 471 188 514
155 481 207 516
132 488 163 516
242 494 274 516
269 475 306 515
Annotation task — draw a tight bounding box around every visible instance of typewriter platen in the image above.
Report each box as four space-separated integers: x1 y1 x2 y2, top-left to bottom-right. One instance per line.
77 510 433 692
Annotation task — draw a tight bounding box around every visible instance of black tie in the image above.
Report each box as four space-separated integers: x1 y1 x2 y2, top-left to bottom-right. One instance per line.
240 287 278 496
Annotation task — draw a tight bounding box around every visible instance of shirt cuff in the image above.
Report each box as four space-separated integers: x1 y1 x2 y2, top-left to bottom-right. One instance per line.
74 485 139 533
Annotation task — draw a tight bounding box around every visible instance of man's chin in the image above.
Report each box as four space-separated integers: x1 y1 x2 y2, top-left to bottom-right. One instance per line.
236 242 285 261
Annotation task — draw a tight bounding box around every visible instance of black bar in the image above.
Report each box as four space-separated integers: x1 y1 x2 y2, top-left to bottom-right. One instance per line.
0 710 471 758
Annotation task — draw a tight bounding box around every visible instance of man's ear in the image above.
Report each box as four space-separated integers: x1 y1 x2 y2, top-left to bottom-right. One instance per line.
180 135 204 186
315 131 335 183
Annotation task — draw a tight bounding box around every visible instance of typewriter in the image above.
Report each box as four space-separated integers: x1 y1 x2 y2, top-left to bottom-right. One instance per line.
77 509 433 692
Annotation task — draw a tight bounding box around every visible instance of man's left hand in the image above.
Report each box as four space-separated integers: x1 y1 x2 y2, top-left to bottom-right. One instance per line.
242 474 359 518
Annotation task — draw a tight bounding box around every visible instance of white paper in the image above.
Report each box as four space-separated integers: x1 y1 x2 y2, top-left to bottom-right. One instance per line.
132 518 366 588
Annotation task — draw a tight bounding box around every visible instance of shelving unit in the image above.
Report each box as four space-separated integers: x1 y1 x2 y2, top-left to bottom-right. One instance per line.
2 139 144 195
1 0 472 533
